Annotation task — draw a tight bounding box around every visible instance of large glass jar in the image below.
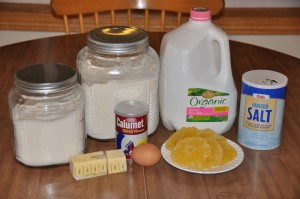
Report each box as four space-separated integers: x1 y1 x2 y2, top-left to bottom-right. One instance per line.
77 26 160 139
8 63 86 166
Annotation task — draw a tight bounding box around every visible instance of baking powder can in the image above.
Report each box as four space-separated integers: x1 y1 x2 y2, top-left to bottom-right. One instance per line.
238 70 288 150
115 100 148 159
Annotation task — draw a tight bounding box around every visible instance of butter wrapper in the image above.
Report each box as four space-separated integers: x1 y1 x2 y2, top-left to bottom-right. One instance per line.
70 151 107 180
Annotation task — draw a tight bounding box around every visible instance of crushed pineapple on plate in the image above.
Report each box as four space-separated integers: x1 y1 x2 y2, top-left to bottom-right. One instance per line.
161 127 244 174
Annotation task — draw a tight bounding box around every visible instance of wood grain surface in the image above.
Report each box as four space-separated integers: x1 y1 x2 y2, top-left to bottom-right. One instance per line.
0 32 300 199
1 3 300 34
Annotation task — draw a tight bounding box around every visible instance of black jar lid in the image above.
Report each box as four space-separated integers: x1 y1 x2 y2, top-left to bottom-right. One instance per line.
87 26 149 55
14 63 77 93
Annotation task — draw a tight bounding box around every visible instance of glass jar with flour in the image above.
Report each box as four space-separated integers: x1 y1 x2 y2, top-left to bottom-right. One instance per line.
77 26 160 139
8 63 86 166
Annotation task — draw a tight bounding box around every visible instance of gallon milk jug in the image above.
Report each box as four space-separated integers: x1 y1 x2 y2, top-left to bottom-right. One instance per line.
159 7 237 134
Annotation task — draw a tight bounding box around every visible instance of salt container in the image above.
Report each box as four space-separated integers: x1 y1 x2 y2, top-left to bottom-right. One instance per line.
8 63 86 166
238 70 288 150
76 26 160 139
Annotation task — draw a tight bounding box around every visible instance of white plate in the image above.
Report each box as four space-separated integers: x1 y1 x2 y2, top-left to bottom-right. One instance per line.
161 139 244 174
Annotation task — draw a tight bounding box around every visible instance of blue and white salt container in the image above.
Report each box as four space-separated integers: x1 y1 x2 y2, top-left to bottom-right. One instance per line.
238 70 288 150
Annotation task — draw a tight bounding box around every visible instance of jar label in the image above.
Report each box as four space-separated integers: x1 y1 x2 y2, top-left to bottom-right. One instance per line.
186 88 229 122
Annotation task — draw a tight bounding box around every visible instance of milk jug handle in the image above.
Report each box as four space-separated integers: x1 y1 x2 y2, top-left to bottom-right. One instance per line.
212 32 232 79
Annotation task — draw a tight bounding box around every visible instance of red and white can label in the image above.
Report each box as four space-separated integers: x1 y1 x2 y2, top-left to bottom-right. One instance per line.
115 114 148 159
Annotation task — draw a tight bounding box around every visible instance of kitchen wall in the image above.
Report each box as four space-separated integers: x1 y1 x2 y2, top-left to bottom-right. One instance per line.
228 0 300 58
0 0 300 58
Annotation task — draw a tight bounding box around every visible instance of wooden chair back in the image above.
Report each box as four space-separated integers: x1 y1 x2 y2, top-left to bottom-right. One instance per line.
51 0 224 34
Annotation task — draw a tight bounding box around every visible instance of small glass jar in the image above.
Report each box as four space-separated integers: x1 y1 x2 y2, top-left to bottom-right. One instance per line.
77 26 160 139
8 63 86 166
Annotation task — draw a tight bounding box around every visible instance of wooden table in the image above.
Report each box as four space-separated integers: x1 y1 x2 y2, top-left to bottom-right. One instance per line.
1 32 300 199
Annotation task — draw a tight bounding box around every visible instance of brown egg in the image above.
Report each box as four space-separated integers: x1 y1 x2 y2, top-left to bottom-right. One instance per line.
132 143 161 166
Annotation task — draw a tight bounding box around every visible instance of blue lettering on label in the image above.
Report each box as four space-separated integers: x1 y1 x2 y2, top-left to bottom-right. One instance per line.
247 107 273 123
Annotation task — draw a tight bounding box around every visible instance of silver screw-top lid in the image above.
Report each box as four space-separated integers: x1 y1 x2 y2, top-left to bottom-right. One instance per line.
87 26 149 55
14 63 77 93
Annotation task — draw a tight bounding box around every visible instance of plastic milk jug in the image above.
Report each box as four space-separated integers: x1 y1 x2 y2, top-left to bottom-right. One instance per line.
159 7 237 134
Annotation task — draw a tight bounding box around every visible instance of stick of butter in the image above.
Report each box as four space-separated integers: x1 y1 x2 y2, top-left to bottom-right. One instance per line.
70 150 128 180
106 149 127 174
70 151 107 180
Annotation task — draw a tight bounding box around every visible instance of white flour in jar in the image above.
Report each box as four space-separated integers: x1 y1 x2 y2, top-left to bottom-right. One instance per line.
83 78 159 139
12 101 85 166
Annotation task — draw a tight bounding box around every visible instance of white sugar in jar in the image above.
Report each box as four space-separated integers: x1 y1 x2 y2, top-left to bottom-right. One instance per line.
8 63 86 166
77 26 160 139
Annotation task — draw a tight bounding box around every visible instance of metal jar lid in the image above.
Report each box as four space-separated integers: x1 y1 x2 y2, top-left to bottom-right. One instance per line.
14 63 77 93
87 26 149 55
115 100 148 117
